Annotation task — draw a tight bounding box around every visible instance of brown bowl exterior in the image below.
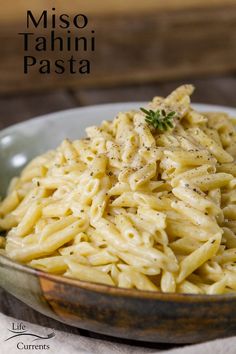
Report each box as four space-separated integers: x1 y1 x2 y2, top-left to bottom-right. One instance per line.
0 255 236 343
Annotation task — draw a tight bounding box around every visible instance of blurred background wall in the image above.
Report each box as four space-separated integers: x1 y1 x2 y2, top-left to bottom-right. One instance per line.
0 0 236 127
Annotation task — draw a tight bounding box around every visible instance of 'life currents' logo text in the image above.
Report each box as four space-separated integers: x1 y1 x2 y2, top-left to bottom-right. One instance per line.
4 321 55 350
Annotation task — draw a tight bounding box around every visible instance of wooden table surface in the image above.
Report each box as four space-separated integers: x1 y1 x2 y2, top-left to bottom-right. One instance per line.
0 75 236 350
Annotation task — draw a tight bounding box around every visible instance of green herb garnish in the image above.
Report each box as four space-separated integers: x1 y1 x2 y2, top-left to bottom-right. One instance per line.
140 108 176 131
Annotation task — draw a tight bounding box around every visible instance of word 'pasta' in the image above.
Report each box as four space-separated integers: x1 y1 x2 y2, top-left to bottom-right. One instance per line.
1 85 236 294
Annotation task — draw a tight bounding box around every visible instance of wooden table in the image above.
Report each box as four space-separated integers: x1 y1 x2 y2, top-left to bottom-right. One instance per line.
2 0 236 95
0 75 236 350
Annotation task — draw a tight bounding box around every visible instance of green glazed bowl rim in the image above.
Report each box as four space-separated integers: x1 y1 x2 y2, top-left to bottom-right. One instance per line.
1 102 236 303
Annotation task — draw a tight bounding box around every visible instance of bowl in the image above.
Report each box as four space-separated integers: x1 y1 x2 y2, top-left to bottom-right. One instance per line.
0 102 236 344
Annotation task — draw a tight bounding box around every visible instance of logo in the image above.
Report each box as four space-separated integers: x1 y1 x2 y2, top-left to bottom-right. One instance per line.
4 322 55 351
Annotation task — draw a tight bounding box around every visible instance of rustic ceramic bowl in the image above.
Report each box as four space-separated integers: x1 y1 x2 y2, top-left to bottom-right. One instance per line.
0 103 236 344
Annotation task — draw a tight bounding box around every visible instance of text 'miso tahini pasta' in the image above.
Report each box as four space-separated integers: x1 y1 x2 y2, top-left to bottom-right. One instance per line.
0 84 236 294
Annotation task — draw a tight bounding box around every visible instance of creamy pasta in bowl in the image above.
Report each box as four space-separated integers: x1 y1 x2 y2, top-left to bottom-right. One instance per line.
1 85 236 343
0 85 236 297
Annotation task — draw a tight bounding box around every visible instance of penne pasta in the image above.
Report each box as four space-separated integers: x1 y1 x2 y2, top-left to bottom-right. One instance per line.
1 84 236 294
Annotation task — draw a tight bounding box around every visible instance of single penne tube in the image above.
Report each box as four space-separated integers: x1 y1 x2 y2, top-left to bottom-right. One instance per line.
129 162 156 191
190 173 233 191
228 178 236 190
106 141 122 169
134 113 156 147
73 241 97 256
111 192 137 208
79 148 97 165
65 259 114 286
138 146 163 162
124 244 179 273
88 250 118 266
164 149 215 166
118 270 133 289
118 167 136 183
108 182 130 196
223 205 236 220
177 233 222 283
118 251 157 268
222 190 236 205
80 178 100 204
127 213 159 235
39 177 74 189
206 278 227 295
144 180 165 192
137 206 166 230
86 125 113 140
90 136 106 154
0 214 18 230
60 139 78 162
39 216 78 243
121 133 138 163
0 191 19 216
21 166 47 182
170 237 202 255
198 261 223 282
42 202 70 217
89 155 108 177
171 200 220 232
171 164 216 187
185 110 207 124
217 162 236 177
213 248 236 264
7 177 20 194
11 187 47 217
153 230 169 246
15 202 42 237
160 270 176 293
130 270 159 291
225 271 236 291
134 192 171 210
94 218 126 250
166 220 211 241
22 233 39 245
188 127 233 163
7 243 48 262
115 214 142 245
172 185 220 215
29 255 69 273
5 234 24 249
177 280 203 294
90 180 110 223
165 83 194 103
208 188 221 207
114 112 134 137
201 126 222 146
222 227 236 248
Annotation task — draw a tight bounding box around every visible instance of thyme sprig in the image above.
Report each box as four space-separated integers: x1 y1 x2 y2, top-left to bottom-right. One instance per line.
140 108 176 131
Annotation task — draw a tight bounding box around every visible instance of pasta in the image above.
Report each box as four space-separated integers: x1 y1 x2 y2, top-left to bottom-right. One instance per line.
1 84 236 294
